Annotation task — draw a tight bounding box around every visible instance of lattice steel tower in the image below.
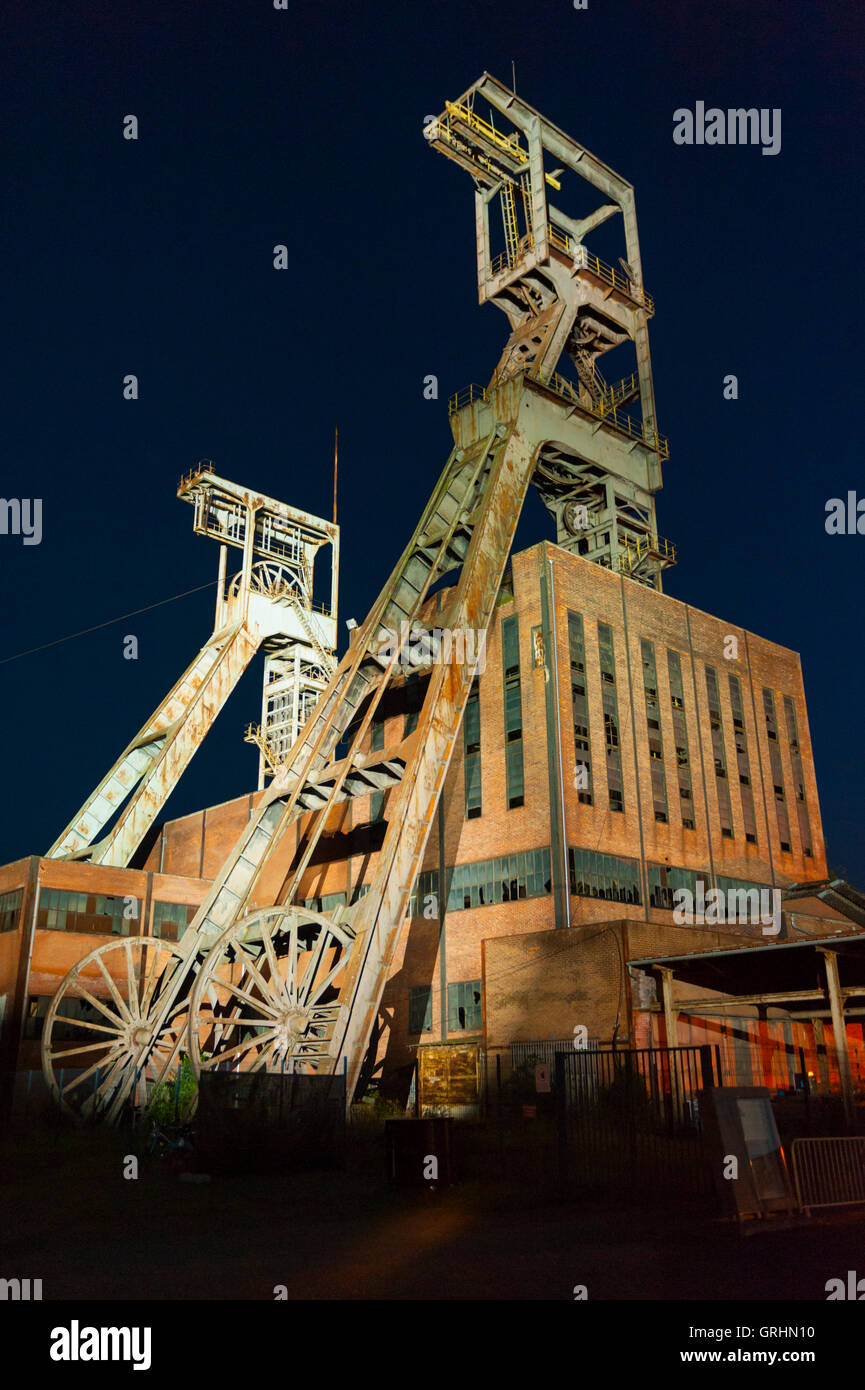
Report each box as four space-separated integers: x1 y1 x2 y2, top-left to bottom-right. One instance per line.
431 74 674 586
41 76 675 1122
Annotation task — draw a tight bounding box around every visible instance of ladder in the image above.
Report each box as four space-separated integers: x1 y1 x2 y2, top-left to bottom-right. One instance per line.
47 622 260 866
573 347 609 402
280 590 337 677
500 180 520 265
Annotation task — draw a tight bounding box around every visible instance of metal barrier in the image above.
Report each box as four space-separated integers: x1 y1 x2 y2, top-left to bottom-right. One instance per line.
530 367 670 459
510 1039 597 1071
618 533 677 572
555 1044 720 1195
448 369 670 461
550 233 656 314
448 383 488 415
791 1137 865 1215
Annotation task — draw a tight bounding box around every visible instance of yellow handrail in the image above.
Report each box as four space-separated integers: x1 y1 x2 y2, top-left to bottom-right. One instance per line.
490 231 535 278
529 368 669 459
445 101 526 164
448 384 488 415
448 369 668 458
618 535 677 571
548 230 655 314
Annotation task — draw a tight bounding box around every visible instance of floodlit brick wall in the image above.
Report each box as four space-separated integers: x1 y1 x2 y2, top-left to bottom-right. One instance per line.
369 541 830 1081
0 539 837 1089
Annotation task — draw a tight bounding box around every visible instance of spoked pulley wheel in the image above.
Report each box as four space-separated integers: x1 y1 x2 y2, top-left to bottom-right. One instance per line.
41 935 193 1123
187 905 355 1078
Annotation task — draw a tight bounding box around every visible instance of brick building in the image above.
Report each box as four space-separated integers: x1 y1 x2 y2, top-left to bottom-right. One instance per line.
3 537 863 1110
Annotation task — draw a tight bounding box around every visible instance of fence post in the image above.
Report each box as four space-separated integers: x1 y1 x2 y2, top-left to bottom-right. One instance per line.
624 1049 637 1184
555 1052 568 1190
495 1054 505 1176
699 1045 716 1090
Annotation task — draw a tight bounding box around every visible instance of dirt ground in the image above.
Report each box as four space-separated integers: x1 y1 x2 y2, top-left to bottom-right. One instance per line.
2 1119 863 1302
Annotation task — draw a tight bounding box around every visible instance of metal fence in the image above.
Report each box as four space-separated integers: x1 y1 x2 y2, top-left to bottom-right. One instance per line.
510 1039 598 1072
555 1045 721 1195
196 1070 346 1173
791 1137 865 1215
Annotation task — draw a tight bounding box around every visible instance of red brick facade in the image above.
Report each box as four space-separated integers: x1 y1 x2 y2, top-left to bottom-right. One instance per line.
0 540 840 1094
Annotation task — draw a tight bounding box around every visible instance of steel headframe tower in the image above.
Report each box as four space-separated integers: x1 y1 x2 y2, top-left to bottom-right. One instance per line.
46 465 338 866
41 76 673 1122
430 72 674 587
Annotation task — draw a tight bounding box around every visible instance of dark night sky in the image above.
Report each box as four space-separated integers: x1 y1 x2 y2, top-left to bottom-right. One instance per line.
1 0 863 878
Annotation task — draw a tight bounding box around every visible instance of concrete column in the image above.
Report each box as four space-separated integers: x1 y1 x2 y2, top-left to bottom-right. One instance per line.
756 1005 774 1089
820 949 854 1125
812 1018 831 1094
657 967 681 1124
657 966 678 1048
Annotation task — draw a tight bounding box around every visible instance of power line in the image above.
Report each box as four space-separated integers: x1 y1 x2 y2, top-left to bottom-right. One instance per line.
0 580 217 667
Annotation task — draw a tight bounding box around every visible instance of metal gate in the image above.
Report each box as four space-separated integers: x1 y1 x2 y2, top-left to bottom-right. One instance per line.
792 1137 865 1215
555 1045 720 1195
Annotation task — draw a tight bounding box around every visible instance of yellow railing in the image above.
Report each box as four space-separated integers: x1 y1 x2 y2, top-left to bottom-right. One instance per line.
548 230 655 314
486 228 654 315
530 369 669 459
490 231 535 278
441 100 561 190
603 371 639 409
445 100 526 164
618 534 677 571
243 722 282 771
178 463 212 489
448 383 488 415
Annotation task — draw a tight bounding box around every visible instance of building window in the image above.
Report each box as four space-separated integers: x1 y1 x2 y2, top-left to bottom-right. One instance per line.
38 889 135 936
568 847 641 904
716 876 775 922
409 986 433 1034
763 689 792 853
408 870 439 918
641 639 668 823
0 889 23 934
501 615 524 808
152 900 199 942
366 713 386 823
403 672 422 738
648 864 709 911
705 667 734 838
446 849 551 912
728 675 758 844
568 612 593 805
303 892 347 915
464 677 482 818
447 980 482 1032
783 695 813 857
666 649 695 828
24 992 117 1042
598 623 624 812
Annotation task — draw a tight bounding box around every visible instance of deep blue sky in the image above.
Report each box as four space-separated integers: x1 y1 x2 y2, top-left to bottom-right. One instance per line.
1 0 863 879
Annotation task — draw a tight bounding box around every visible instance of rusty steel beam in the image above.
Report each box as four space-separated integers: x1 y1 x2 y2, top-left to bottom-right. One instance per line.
329 391 541 1102
91 625 261 866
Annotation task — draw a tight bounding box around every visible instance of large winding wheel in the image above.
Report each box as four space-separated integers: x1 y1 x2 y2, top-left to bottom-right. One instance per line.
187 906 355 1077
41 936 194 1122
